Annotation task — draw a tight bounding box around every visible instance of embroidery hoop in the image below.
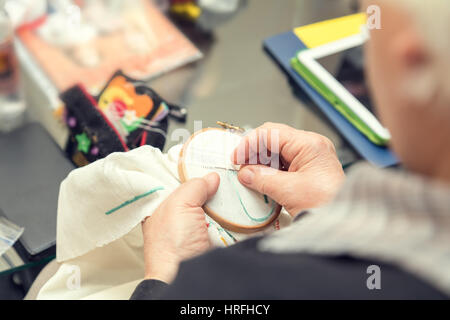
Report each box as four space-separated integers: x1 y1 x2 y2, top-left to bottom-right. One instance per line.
178 128 281 233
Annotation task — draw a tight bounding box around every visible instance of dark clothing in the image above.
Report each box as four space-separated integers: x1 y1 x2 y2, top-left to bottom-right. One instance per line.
130 237 448 300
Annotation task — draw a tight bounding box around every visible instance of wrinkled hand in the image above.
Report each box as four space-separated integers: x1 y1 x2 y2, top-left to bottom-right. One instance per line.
232 122 345 216
142 172 220 283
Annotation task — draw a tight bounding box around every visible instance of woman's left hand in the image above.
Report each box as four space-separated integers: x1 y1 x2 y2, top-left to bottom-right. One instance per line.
141 172 220 283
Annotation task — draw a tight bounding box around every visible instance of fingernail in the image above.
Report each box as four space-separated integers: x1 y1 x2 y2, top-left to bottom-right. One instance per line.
239 168 254 185
204 172 220 197
230 150 236 163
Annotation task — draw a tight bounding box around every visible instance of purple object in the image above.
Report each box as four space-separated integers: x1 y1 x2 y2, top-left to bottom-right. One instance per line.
90 146 99 156
67 117 77 128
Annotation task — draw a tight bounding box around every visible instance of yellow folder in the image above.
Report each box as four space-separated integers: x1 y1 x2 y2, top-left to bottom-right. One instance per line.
293 13 366 49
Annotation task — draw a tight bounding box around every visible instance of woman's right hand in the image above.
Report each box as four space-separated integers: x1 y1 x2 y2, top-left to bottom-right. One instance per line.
231 122 345 216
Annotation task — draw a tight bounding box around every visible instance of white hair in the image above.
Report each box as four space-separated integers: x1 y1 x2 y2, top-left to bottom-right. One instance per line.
395 0 450 56
389 0 450 104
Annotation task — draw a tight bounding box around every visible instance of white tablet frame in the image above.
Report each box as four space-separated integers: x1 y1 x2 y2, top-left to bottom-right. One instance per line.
297 32 391 143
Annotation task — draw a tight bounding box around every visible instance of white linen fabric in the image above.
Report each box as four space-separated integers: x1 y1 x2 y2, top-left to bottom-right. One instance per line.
56 146 179 262
37 145 291 300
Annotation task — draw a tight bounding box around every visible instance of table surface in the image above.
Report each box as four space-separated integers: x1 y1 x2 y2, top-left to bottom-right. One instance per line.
2 0 361 276
149 0 360 164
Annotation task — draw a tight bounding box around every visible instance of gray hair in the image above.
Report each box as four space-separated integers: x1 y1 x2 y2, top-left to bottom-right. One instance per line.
389 0 450 104
395 0 450 55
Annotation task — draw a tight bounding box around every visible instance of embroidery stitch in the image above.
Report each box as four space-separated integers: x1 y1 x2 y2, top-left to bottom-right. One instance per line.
227 171 275 223
105 186 164 215
206 215 237 245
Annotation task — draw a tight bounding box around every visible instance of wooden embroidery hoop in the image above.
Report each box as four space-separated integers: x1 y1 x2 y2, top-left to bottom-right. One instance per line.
178 127 281 233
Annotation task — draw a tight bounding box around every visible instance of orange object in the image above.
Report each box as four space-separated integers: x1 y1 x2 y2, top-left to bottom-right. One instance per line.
98 75 154 118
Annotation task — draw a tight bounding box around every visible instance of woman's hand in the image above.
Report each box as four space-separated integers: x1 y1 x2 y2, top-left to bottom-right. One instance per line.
142 172 220 283
232 122 345 216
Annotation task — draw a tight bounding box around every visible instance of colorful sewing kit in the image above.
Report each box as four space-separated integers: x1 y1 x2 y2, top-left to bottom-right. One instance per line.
62 71 186 167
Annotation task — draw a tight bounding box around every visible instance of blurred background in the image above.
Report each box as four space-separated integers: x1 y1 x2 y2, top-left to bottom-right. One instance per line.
0 0 361 299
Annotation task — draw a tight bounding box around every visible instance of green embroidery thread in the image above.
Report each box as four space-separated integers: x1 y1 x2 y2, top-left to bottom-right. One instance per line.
105 186 165 215
227 171 275 223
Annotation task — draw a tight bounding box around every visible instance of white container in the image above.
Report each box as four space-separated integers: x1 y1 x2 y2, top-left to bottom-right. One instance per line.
0 4 25 132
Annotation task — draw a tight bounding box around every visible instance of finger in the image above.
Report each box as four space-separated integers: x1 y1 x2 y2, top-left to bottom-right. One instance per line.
237 164 295 205
232 123 336 170
231 123 300 165
172 172 220 208
203 172 220 200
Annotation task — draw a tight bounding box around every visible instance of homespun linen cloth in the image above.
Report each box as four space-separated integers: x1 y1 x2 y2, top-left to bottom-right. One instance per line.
36 145 291 299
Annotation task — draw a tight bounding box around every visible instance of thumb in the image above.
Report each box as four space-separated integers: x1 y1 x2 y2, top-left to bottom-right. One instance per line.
237 165 293 205
175 172 220 208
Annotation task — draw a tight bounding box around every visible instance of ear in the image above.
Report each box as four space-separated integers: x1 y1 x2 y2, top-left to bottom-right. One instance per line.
393 28 438 106
391 27 429 71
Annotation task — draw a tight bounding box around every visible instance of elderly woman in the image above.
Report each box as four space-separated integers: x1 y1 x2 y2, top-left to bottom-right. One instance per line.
132 0 450 299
